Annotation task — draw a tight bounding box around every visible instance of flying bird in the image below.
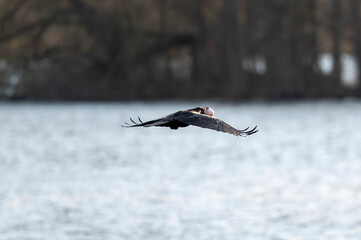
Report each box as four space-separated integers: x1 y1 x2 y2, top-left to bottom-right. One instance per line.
123 107 258 136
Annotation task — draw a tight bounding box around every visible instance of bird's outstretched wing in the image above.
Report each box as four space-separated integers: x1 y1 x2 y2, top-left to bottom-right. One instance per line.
122 116 171 127
175 111 258 136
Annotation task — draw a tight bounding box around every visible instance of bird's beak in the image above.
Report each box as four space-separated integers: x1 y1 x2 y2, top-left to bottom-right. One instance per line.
205 108 214 117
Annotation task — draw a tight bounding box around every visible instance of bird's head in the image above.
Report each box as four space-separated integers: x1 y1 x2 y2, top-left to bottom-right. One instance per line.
204 107 214 117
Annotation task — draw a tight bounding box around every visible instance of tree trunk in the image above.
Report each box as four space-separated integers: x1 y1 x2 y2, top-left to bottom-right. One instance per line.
332 0 342 96
191 0 206 86
303 0 319 97
158 0 170 84
352 0 361 94
221 0 244 98
262 0 290 98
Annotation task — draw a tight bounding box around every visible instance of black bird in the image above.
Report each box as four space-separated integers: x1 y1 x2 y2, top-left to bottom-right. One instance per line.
123 107 258 136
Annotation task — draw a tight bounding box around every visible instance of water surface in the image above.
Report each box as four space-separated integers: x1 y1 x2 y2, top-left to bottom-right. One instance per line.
1 101 361 240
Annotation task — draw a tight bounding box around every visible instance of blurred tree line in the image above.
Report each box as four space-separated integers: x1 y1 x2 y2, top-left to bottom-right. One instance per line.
0 0 361 100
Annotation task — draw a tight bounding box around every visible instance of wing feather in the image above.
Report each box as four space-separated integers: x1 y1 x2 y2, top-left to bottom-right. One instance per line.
122 117 170 127
175 112 257 136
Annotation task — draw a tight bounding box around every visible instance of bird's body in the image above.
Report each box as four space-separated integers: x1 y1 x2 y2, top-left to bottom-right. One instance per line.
123 107 258 136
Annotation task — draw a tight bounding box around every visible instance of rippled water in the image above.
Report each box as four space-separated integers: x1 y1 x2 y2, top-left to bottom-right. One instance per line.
1 101 361 240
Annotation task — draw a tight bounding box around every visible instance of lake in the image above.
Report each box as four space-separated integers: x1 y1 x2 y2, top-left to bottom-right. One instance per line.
1 101 361 240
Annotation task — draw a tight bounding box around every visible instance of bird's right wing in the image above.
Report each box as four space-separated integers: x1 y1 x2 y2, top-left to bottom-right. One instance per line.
175 111 257 136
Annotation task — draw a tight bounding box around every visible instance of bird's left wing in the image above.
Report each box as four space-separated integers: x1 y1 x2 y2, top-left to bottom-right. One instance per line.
123 117 170 127
175 111 257 136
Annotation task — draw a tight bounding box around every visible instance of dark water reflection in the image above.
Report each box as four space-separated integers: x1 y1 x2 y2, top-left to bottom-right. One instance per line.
1 101 361 240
